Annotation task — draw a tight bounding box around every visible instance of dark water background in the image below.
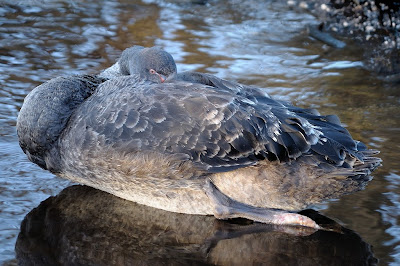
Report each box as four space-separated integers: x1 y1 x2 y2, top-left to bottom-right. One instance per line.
0 0 399 264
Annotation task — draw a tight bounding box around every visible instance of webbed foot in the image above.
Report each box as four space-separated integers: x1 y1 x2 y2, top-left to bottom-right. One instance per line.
204 178 320 230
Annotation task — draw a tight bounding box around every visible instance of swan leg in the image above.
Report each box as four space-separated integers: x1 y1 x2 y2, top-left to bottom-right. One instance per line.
204 179 320 229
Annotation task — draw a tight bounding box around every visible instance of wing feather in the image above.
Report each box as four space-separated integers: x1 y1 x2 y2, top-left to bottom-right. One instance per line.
62 74 362 173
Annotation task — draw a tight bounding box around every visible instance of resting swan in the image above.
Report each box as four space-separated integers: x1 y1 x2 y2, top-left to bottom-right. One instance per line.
17 46 381 228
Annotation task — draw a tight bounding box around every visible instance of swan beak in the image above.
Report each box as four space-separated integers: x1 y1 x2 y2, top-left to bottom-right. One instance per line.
157 73 166 83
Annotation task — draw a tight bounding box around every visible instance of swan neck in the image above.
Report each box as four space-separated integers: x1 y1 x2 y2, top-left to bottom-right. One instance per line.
17 75 105 172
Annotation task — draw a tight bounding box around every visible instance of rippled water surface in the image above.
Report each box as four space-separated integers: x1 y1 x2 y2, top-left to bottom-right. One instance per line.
0 0 399 264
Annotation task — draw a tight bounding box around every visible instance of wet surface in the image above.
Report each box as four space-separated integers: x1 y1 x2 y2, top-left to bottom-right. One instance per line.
15 185 377 265
0 0 399 264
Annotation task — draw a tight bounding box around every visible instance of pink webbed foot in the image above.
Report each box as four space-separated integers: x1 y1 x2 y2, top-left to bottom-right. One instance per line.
204 178 320 229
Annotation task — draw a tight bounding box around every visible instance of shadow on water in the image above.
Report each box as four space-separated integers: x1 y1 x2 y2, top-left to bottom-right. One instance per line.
15 185 377 266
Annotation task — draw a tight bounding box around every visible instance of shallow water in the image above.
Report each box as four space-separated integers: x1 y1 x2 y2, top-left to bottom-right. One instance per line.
0 0 399 264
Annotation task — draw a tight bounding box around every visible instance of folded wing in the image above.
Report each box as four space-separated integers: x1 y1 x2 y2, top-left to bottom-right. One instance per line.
64 75 368 173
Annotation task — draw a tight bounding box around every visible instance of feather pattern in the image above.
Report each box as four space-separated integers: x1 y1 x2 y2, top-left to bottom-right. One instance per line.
58 73 374 175
17 46 381 216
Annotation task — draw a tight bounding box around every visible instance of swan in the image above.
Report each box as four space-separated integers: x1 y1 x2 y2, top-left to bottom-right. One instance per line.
17 46 381 228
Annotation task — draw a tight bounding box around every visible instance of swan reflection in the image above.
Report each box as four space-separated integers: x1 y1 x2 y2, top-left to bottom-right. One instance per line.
16 185 377 265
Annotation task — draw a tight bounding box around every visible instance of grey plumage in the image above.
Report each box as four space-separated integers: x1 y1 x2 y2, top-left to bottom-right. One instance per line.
17 75 106 171
16 46 381 226
119 45 177 83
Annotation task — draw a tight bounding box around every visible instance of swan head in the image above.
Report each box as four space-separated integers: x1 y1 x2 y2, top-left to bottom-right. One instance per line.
119 46 177 83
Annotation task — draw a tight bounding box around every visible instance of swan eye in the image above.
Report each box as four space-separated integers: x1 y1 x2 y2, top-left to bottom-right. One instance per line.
149 69 157 74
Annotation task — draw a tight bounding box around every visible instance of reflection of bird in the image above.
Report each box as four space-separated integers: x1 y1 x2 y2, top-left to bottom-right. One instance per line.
17 46 381 228
15 185 378 265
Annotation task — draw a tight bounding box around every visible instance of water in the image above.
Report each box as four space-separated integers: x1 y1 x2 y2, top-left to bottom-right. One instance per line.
0 0 399 264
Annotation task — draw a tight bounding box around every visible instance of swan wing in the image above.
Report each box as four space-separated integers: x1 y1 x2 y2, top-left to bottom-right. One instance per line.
63 76 355 173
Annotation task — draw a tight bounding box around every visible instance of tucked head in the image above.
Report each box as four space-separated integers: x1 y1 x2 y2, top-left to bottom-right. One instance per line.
119 46 177 83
